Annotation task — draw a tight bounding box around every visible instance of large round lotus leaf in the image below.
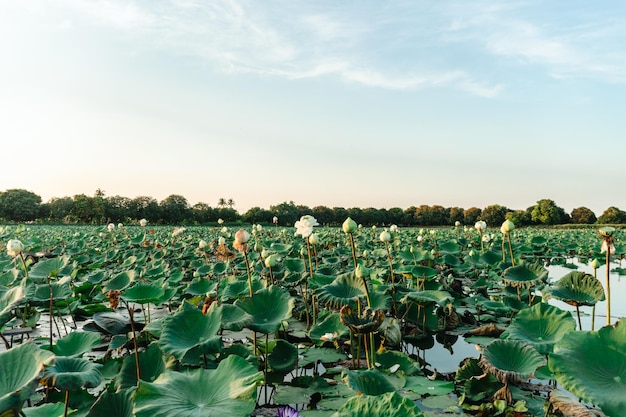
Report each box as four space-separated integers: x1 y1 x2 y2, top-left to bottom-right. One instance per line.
481 339 545 382
90 312 133 335
401 290 453 306
543 271 605 307
501 263 548 289
41 357 102 391
408 266 438 279
22 402 68 417
28 256 70 282
0 285 24 327
403 375 454 396
53 331 102 357
309 312 349 345
183 278 216 296
104 271 135 292
438 241 461 255
479 250 502 266
121 282 165 305
116 343 168 390
376 350 422 376
134 355 263 417
158 301 223 360
344 368 396 396
315 272 367 309
30 277 73 302
221 303 252 331
299 348 347 367
268 339 298 372
283 258 305 273
222 279 263 301
331 391 424 417
549 319 626 417
234 285 293 334
501 303 576 355
0 342 54 414
86 387 134 417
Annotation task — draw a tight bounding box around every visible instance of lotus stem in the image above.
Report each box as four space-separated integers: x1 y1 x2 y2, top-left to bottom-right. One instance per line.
264 333 269 405
124 302 141 381
63 390 70 417
243 250 253 297
48 276 54 349
507 233 515 266
606 249 611 326
384 241 398 316
348 233 358 270
575 306 582 331
18 252 29 279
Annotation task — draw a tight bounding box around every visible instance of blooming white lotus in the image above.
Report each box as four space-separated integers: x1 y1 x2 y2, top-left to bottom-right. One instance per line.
139 218 148 227
272 216 278 224
218 218 224 225
474 220 487 232
6 239 24 257
172 227 186 237
233 229 251 253
389 224 398 233
199 239 208 249
107 223 115 232
294 215 319 238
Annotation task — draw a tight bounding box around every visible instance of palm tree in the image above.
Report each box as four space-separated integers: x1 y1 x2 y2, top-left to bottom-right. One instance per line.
227 198 235 209
217 198 226 208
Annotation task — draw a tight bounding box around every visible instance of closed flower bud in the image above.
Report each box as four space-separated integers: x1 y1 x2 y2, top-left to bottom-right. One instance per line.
234 229 250 244
199 239 208 249
342 217 358 234
264 254 280 268
6 239 24 257
355 263 369 279
139 218 148 227
590 258 600 269
380 230 392 242
308 233 320 245
501 220 515 234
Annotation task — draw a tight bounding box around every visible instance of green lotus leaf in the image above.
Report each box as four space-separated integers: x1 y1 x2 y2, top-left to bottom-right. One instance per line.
344 368 396 396
121 282 165 305
549 319 626 417
439 241 461 255
134 355 263 417
401 290 453 306
543 271 605 307
299 348 347 368
104 271 135 292
22 402 69 417
221 303 253 331
30 276 73 302
0 285 24 327
375 350 422 376
315 272 367 309
158 301 223 360
407 266 438 279
222 278 263 301
28 256 70 282
53 331 102 357
331 391 424 417
87 387 134 417
41 357 102 391
479 250 502 266
89 311 133 335
184 278 216 296
480 339 545 383
501 262 548 289
116 343 170 389
501 303 576 355
339 306 385 334
268 339 298 372
309 312 349 345
0 342 54 414
234 285 293 334
403 375 454 396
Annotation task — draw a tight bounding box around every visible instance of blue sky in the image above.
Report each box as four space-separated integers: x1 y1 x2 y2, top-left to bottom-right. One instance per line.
2 1 626 216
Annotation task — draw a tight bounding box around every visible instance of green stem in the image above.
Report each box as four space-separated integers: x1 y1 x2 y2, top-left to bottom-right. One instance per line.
244 250 253 297
125 302 141 382
507 233 515 266
63 390 70 417
606 249 611 326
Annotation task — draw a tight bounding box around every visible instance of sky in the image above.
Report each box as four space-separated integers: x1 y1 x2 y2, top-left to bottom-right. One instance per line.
2 1 626 217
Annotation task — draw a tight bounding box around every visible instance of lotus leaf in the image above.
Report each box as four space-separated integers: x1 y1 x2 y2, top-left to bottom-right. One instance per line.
28 256 70 282
54 331 102 357
344 368 396 395
331 391 424 417
104 271 135 292
234 285 293 334
158 301 223 360
87 387 134 417
0 285 25 328
480 339 545 383
134 355 263 417
315 272 367 309
309 312 349 345
268 339 298 372
41 357 102 391
339 306 384 334
0 342 54 414
116 343 170 389
544 270 605 306
121 282 165 305
22 402 68 417
549 319 626 417
501 303 575 355
501 262 548 289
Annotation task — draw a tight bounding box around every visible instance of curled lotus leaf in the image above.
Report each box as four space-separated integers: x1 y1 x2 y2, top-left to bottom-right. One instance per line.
549 319 626 417
501 303 576 355
234 285 293 334
41 357 102 391
543 271 605 307
339 306 385 334
501 262 548 289
480 339 545 384
331 391 424 417
315 271 367 309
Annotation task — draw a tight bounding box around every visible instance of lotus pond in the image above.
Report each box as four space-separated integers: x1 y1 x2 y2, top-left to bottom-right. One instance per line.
1 222 625 417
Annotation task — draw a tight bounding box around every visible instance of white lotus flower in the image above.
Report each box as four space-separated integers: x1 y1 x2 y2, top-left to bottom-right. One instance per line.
6 239 24 257
389 224 398 233
172 227 186 237
218 218 224 225
107 223 115 232
308 233 320 245
474 221 487 232
272 216 278 224
380 230 391 242
139 218 148 227
294 215 319 238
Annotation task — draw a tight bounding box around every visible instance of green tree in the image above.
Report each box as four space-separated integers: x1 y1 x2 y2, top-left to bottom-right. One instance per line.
129 196 161 221
0 189 42 221
71 194 99 223
270 201 300 226
242 206 272 224
530 199 566 225
479 204 510 226
506 210 531 226
448 207 465 225
105 195 132 223
44 197 74 222
160 195 190 224
597 206 626 224
311 206 334 225
570 207 597 224
387 207 404 226
192 202 215 224
463 207 482 225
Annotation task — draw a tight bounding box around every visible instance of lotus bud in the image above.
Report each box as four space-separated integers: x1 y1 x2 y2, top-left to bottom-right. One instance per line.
474 221 486 232
199 239 208 249
590 258 600 269
234 229 250 244
380 230 392 243
220 226 228 234
6 239 24 257
355 263 369 279
256 224 263 232
108 223 115 232
430 230 435 236
273 216 278 224
139 218 148 227
501 219 515 234
342 217 358 234
417 235 423 242
118 223 123 228
469 249 474 257
372 225 377 231
261 248 270 258
455 221 461 227
389 224 398 233
362 250 369 257
308 233 320 245
264 254 279 268
482 234 491 243
172 227 186 237
218 218 224 225
218 236 226 245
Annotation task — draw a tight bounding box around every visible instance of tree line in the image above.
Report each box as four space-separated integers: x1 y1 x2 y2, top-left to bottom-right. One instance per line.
1 188 624 227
